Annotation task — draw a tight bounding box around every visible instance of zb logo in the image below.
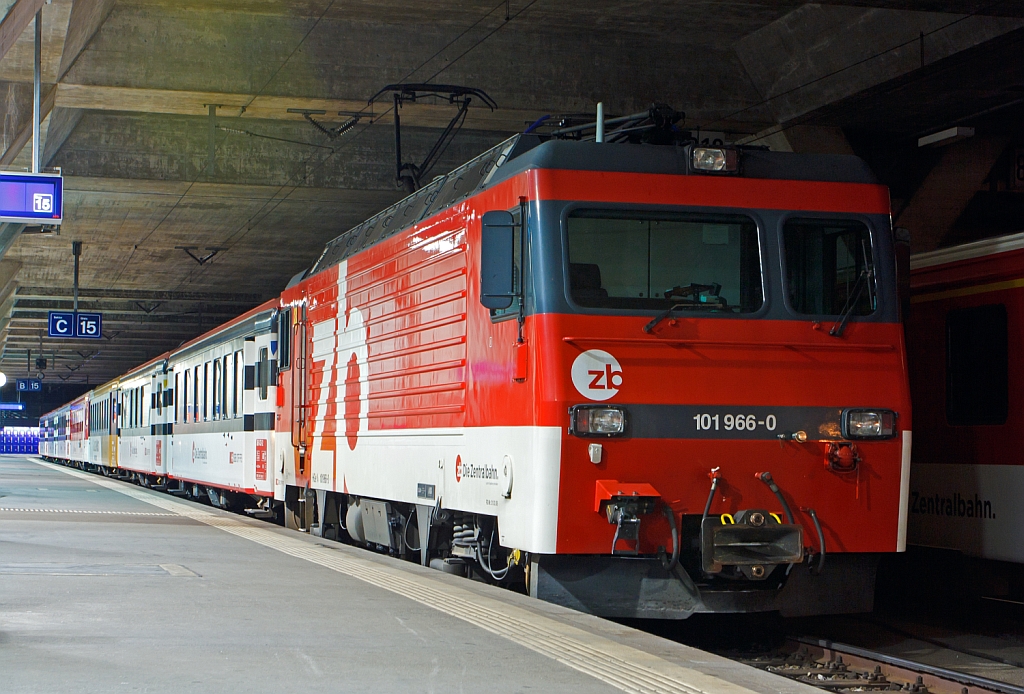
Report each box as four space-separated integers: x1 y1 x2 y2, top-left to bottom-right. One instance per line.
571 350 623 401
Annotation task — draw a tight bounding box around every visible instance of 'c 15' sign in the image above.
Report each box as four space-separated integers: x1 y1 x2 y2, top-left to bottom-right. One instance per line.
48 311 102 339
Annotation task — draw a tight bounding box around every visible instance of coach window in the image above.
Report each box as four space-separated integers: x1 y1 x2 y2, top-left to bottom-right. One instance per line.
213 360 221 418
946 304 1008 426
183 371 190 423
258 347 269 400
192 366 200 422
566 211 763 313
783 219 875 316
204 366 212 421
278 309 292 370
234 350 243 415
156 383 162 416
222 355 230 417
228 356 235 415
223 356 230 417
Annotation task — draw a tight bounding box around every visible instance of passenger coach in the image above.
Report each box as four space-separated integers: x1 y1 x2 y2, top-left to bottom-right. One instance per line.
907 232 1024 563
42 133 911 619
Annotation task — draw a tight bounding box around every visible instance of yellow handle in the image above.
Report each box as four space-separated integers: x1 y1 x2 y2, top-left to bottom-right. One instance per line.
720 513 735 525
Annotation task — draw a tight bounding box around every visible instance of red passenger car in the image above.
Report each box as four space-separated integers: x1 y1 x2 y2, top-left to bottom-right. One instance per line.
907 233 1024 563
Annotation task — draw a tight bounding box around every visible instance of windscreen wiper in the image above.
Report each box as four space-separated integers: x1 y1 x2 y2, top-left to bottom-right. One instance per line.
829 265 873 337
644 303 686 333
643 283 731 333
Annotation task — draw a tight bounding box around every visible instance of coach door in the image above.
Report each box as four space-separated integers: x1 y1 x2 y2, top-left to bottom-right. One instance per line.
290 305 310 476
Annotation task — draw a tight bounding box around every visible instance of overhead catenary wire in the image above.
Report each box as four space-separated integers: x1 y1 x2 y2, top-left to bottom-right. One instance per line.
108 0 340 290
178 0 545 288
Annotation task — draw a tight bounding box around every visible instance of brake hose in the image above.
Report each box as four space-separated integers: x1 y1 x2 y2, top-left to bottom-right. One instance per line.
702 474 720 524
756 471 795 524
659 504 680 571
802 507 826 574
477 524 511 581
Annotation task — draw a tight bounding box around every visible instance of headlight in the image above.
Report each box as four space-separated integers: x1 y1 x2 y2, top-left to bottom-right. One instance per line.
842 409 897 439
569 405 627 437
691 147 738 173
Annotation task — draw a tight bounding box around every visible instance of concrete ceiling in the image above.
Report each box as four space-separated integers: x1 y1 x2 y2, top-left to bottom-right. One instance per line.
1 0 1023 384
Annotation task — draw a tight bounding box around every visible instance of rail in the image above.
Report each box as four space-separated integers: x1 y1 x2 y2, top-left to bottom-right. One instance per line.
738 637 1024 694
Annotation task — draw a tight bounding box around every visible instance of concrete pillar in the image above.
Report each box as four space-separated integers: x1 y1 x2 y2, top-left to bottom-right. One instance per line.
896 137 1008 252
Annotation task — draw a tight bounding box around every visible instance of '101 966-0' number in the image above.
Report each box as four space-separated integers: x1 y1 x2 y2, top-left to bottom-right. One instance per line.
693 414 777 432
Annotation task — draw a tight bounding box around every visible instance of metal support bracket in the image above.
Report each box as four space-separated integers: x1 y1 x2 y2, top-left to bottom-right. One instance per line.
176 246 226 265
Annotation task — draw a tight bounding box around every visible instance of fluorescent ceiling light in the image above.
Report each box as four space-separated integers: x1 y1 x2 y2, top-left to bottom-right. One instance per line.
918 126 974 148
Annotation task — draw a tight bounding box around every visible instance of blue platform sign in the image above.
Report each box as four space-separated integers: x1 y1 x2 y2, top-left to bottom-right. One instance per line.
76 312 102 339
48 311 75 337
0 172 62 226
16 379 41 392
48 311 102 339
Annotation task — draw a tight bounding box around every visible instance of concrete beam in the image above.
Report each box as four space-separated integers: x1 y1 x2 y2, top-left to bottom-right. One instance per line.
0 259 22 332
0 258 22 292
16 285 263 302
0 0 45 64
0 82 53 165
0 222 24 260
57 0 114 81
895 136 1009 252
735 5 1024 124
39 105 81 165
0 0 71 84
50 83 537 132
1 0 116 166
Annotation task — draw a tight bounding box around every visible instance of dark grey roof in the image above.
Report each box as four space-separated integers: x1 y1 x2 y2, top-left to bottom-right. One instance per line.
306 135 879 278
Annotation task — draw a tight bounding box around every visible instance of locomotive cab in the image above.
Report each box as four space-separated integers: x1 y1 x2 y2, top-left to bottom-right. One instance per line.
476 142 911 618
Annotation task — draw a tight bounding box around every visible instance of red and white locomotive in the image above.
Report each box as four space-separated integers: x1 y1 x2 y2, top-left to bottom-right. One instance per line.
41 133 911 618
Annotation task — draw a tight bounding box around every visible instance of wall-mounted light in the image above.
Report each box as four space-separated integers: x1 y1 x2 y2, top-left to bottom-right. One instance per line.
918 126 974 148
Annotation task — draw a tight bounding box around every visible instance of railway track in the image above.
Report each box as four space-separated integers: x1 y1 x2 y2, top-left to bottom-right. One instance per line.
737 638 1024 694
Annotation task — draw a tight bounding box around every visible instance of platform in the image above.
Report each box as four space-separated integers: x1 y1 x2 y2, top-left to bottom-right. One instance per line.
0 455 819 694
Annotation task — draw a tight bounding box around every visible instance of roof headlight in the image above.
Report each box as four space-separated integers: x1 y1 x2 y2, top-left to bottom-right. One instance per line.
570 405 627 437
842 409 897 440
691 147 738 173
